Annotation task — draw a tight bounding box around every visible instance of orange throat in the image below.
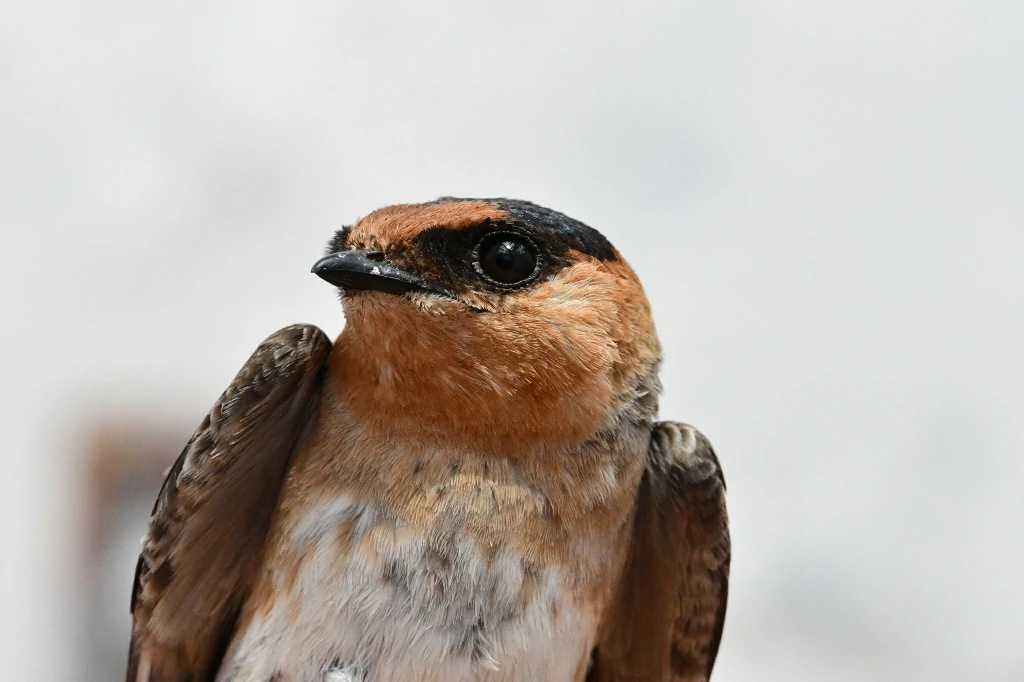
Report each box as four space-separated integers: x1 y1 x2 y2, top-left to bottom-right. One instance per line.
328 309 635 457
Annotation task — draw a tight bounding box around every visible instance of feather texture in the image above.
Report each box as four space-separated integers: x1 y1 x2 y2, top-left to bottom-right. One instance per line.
127 324 332 682
588 422 730 682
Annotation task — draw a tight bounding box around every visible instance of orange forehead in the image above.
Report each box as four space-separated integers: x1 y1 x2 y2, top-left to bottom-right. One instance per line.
349 201 509 248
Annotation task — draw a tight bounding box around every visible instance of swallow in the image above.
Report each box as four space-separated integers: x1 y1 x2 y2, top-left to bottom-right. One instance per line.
127 198 730 682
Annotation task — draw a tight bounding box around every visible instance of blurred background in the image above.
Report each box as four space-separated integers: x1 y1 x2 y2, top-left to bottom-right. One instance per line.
2 1 1022 680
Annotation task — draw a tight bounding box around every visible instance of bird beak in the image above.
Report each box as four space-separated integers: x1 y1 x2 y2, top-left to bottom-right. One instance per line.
312 250 450 297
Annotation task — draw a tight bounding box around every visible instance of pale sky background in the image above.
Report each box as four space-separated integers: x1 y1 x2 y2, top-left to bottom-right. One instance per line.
2 1 1023 680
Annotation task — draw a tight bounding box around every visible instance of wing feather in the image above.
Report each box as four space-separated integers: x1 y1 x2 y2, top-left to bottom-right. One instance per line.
590 422 730 682
127 324 332 682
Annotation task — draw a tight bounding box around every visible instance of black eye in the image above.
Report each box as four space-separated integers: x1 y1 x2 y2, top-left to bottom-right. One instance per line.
473 233 540 286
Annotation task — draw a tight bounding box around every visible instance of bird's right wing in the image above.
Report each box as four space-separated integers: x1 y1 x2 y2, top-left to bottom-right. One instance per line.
127 324 333 682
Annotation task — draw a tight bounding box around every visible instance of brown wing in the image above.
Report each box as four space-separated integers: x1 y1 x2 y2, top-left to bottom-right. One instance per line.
589 422 730 682
127 324 332 682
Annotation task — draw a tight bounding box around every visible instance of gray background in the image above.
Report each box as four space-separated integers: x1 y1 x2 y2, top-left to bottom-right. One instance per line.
2 1 1022 680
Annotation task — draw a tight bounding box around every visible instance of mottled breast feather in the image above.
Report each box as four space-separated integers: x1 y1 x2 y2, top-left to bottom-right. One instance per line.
127 324 332 682
588 422 730 682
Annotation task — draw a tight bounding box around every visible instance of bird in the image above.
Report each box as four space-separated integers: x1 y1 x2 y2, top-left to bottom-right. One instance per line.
127 197 730 682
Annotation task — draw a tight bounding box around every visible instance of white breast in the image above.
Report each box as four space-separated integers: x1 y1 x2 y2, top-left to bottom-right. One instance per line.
216 493 598 682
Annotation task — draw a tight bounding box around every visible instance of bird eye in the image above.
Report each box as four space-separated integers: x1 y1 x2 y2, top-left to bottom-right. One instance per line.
473 233 540 287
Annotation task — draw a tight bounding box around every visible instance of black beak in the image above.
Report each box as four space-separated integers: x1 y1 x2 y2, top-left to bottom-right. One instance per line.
312 250 450 297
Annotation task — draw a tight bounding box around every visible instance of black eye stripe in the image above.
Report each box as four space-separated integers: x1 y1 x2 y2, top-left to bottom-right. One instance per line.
377 204 614 298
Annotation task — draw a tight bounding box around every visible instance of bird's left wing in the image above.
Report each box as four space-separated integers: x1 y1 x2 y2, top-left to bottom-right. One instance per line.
127 324 333 682
589 422 730 682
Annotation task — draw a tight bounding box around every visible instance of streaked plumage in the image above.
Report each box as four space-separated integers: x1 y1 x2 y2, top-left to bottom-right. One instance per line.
128 198 730 682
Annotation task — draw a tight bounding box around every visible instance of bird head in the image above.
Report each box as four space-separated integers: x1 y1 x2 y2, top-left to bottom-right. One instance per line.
314 198 661 455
